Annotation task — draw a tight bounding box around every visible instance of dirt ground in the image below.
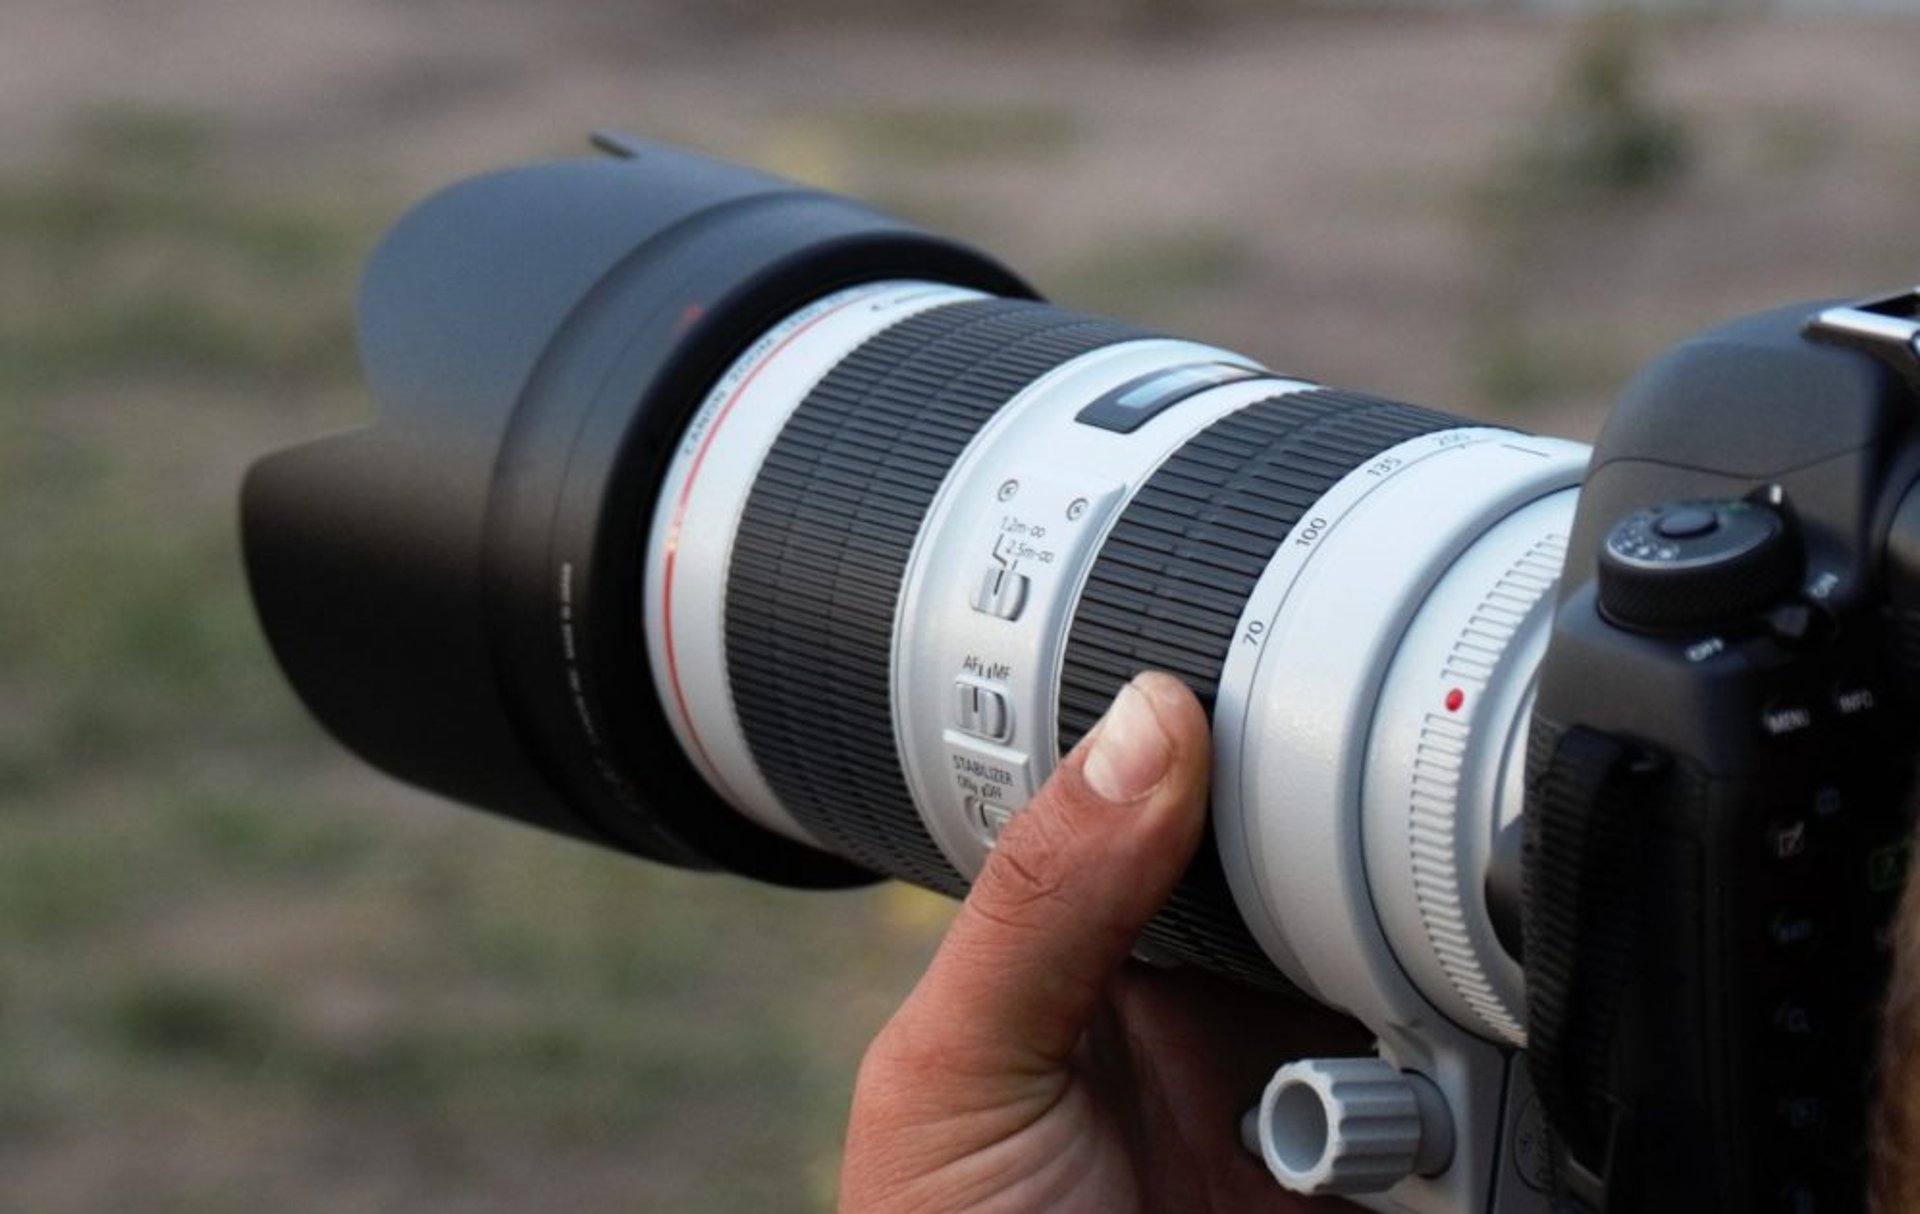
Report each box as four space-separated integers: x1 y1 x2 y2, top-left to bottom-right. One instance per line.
5 2 1920 1210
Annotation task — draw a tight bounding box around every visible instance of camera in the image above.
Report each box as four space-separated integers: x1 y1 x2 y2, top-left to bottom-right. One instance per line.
241 134 1916 1212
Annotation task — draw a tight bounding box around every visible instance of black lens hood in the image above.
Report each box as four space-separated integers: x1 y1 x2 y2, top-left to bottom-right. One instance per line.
241 140 1032 885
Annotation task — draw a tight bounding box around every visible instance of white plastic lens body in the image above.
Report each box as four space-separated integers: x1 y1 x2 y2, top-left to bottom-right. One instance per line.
643 280 1590 1214
645 281 987 843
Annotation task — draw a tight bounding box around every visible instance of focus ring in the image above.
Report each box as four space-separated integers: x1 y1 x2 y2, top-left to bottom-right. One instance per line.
1062 389 1462 985
728 299 1153 894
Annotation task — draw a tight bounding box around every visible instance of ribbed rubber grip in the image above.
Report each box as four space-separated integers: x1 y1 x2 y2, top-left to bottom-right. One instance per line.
727 299 1152 894
1062 389 1462 985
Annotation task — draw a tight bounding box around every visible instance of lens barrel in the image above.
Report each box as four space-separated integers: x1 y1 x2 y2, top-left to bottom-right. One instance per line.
246 141 1586 1026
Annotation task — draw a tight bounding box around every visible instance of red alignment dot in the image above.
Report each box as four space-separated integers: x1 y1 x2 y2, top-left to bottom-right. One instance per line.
1444 688 1466 713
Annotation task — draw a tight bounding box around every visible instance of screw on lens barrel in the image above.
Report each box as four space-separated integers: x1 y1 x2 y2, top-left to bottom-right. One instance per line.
1596 496 1802 633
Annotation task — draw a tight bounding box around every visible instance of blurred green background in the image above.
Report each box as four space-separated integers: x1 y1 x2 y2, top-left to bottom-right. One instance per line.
4 2 1919 1209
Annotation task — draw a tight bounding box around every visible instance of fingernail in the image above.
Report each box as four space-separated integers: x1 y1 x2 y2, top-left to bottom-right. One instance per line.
1083 678 1173 803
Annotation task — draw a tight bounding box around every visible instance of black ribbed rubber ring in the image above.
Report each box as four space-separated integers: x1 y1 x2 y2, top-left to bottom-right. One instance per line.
727 298 1154 895
1062 389 1465 986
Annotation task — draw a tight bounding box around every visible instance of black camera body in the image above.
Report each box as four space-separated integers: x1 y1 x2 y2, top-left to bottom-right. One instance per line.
241 139 1919 1212
1524 298 1920 1209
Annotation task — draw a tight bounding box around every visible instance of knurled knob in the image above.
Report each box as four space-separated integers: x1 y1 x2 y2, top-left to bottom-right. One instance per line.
1595 498 1800 632
1252 1058 1454 1196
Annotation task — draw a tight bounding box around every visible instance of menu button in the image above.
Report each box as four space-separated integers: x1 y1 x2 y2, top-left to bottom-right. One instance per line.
1761 702 1815 741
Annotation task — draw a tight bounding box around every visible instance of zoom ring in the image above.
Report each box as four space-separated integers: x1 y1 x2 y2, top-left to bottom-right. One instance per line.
728 299 1153 894
1062 389 1462 986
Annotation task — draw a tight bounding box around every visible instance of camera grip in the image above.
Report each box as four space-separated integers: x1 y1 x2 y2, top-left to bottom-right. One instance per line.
1521 724 1664 1206
1525 704 1909 1212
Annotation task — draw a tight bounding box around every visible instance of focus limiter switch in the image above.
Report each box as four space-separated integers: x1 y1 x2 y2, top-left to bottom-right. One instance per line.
971 566 1030 620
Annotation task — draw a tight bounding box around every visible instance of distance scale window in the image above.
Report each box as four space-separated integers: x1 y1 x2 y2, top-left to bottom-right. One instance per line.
1074 362 1267 434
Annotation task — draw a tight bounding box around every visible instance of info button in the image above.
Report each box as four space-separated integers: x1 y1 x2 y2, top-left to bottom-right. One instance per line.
1832 682 1879 721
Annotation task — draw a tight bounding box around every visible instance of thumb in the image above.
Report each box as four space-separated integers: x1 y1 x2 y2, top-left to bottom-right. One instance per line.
894 671 1212 1075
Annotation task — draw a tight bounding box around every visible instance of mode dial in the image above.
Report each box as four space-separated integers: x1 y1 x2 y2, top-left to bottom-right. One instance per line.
1597 498 1801 632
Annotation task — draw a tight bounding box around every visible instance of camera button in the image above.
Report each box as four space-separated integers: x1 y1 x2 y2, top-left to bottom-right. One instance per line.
1765 601 1828 647
1764 817 1812 864
1811 785 1845 821
1768 910 1821 957
1776 1095 1826 1133
1655 507 1719 539
1771 999 1820 1042
1760 700 1816 742
1831 681 1879 721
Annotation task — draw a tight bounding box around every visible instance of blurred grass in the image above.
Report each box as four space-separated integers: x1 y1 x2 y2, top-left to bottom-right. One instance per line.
833 103 1083 164
1048 224 1251 318
0 109 360 396
0 105 947 1212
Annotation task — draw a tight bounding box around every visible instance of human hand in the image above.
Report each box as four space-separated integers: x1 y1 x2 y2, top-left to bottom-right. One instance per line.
840 671 1369 1214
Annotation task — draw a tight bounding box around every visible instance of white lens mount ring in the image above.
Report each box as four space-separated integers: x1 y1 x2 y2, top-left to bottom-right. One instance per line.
1361 490 1576 1045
